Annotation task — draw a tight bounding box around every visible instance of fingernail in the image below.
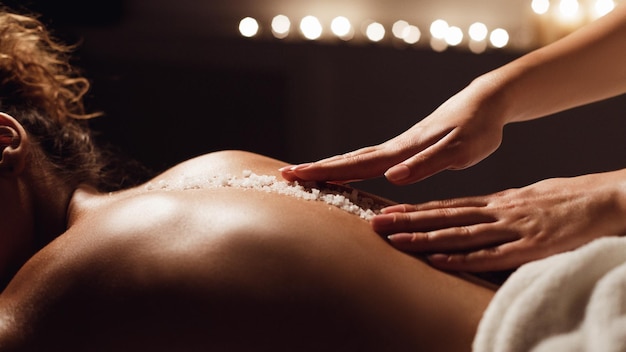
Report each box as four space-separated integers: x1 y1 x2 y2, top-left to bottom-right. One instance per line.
384 164 410 182
278 165 294 172
380 204 406 214
386 233 413 243
428 254 451 263
290 163 312 171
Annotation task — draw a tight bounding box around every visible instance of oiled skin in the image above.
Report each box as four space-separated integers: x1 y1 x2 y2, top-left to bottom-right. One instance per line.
0 150 494 351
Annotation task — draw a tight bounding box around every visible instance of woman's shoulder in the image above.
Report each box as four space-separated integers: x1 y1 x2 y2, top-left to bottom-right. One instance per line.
154 150 287 182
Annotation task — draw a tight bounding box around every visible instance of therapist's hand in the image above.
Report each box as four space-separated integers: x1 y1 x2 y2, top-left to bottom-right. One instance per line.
281 80 506 185
373 171 626 272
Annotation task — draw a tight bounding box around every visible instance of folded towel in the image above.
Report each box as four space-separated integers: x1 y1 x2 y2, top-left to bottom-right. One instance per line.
473 236 626 352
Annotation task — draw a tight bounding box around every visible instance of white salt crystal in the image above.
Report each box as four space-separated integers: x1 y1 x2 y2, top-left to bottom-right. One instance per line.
144 170 385 220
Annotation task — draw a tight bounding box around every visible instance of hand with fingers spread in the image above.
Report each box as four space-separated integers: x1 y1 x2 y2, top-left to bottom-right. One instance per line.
373 171 626 272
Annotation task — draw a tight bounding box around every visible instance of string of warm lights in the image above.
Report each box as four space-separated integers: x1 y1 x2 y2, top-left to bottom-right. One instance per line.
238 0 621 53
239 14 507 53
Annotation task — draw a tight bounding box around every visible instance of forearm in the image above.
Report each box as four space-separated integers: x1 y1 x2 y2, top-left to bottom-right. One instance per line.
475 3 626 124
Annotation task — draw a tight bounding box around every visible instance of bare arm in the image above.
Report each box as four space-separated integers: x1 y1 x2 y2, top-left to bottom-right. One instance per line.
282 3 626 185
487 2 626 123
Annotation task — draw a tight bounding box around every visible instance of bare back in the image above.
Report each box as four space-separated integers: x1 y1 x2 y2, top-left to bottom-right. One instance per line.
0 150 495 351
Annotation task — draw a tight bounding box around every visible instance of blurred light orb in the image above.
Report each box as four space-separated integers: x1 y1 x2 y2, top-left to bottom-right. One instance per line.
430 19 449 39
468 22 488 41
366 22 385 42
392 20 409 39
271 14 291 39
531 0 550 14
445 26 463 46
430 37 448 52
559 0 580 18
594 0 615 17
239 17 259 37
331 16 353 39
300 15 323 40
469 39 488 54
489 28 509 48
402 25 421 44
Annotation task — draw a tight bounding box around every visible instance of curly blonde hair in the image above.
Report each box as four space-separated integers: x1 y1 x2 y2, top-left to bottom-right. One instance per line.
0 11 98 122
0 8 148 191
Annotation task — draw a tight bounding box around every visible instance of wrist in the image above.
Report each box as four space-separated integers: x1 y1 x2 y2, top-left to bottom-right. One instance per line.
465 72 514 127
613 169 626 236
589 169 626 238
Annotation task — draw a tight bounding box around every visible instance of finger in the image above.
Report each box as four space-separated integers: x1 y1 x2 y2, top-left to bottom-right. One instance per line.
426 241 534 272
278 150 374 177
380 197 489 214
285 122 453 183
379 204 416 214
387 223 516 254
372 206 496 235
280 167 305 182
386 130 472 185
285 145 412 183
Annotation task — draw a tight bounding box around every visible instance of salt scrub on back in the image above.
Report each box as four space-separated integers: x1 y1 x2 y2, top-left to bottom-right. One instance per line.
145 170 387 220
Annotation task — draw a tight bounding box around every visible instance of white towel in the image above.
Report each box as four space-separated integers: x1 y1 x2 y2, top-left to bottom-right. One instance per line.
473 236 626 352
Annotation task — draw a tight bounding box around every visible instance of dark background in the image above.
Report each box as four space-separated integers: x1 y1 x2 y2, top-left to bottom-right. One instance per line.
8 0 626 203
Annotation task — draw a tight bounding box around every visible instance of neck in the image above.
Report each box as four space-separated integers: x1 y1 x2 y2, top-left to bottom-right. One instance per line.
65 184 104 227
29 176 74 250
0 175 72 290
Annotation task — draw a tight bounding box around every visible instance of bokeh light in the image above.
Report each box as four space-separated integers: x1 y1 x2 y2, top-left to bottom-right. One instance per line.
430 19 449 39
594 0 616 17
331 16 354 40
300 15 323 40
239 17 259 38
365 22 385 42
271 15 291 39
468 22 488 41
559 0 580 18
445 26 463 46
392 20 410 39
469 40 488 54
430 37 448 52
402 25 421 44
531 0 551 14
489 28 509 48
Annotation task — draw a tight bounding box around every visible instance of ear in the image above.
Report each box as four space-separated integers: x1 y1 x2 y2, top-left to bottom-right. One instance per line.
0 112 28 176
